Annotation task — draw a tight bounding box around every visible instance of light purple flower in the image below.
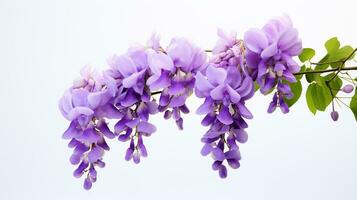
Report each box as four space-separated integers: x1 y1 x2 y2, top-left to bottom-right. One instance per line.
244 15 302 113
195 30 255 178
146 37 207 129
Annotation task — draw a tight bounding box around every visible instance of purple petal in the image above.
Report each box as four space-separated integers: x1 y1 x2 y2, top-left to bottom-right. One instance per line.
118 128 132 142
147 72 171 90
137 121 156 134
97 137 110 151
195 72 214 93
201 144 212 156
176 118 183 130
70 154 81 165
267 93 278 113
206 65 227 85
168 81 185 95
169 95 186 107
212 160 222 171
73 161 89 178
159 93 170 106
196 98 214 115
283 71 297 83
98 104 123 119
232 129 248 143
83 177 92 190
226 85 241 103
210 85 225 100
67 107 94 121
148 51 174 73
120 90 138 107
122 69 146 88
113 55 137 77
218 165 227 178
133 151 140 164
201 113 216 126
224 150 241 160
278 28 298 51
237 103 253 119
279 97 289 113
261 42 278 59
244 28 268 53
285 40 302 56
88 146 103 163
217 106 233 125
81 128 100 143
62 120 79 139
97 120 115 139
227 159 240 169
212 148 225 161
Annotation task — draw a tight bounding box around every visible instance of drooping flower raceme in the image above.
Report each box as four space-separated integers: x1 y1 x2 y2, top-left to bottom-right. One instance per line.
244 15 302 113
195 30 254 178
147 37 207 129
59 67 120 190
59 15 311 190
59 35 208 189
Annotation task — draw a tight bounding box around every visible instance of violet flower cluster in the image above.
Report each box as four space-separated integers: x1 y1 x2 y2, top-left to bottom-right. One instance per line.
59 15 303 189
59 35 207 189
195 30 254 178
244 15 302 113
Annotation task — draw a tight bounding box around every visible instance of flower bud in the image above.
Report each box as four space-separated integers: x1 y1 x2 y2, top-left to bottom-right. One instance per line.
330 111 339 121
342 84 354 93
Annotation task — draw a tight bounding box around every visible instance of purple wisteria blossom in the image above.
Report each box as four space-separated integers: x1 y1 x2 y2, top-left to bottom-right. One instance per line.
195 30 254 178
244 15 302 113
107 45 159 164
147 37 207 129
59 67 119 190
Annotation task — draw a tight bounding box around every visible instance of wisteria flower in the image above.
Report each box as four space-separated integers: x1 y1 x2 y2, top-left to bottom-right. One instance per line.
146 37 207 129
244 15 302 113
195 30 254 177
59 67 118 190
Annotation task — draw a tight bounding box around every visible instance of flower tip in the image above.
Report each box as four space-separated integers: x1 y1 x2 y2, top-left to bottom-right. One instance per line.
342 84 354 93
330 111 339 122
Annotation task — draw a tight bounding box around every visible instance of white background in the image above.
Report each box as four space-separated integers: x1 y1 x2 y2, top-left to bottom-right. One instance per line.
0 0 356 199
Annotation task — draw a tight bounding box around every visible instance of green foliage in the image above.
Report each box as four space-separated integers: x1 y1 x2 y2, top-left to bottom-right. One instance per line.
350 88 357 121
285 80 302 107
315 37 355 70
300 37 356 119
324 73 342 97
305 76 335 113
305 68 317 83
325 37 340 54
330 45 354 68
306 84 317 114
299 48 315 62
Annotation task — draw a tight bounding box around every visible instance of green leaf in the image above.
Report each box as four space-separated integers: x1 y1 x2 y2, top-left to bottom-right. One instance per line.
324 73 342 96
330 45 354 68
285 80 302 107
299 48 315 62
306 84 317 115
350 88 357 121
315 54 330 70
305 68 317 83
310 83 328 111
325 37 340 54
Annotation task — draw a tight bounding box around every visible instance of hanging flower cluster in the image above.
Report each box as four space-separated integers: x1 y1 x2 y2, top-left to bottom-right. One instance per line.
59 35 207 189
60 15 357 190
244 15 302 113
195 30 254 178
